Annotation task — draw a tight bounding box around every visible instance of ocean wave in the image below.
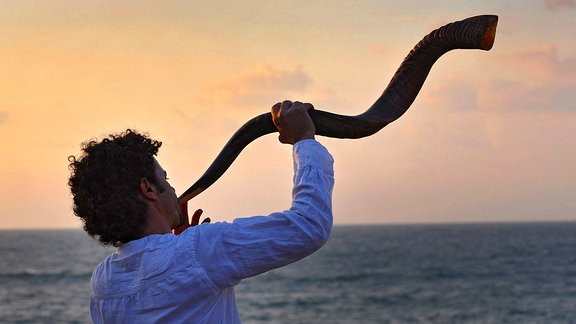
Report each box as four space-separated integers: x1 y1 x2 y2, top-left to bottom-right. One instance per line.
0 269 92 281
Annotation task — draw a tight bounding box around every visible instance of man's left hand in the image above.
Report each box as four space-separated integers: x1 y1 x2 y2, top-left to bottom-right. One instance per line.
174 202 210 235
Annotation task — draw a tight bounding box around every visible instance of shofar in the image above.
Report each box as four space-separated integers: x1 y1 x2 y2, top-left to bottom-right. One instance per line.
178 14 499 203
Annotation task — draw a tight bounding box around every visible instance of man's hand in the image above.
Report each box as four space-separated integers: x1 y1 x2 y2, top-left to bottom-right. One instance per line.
173 202 210 235
271 100 316 145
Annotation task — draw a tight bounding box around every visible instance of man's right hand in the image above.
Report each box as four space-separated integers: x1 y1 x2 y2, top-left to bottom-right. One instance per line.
271 100 316 145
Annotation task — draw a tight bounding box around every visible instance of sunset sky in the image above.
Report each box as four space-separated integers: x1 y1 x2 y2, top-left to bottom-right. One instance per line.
1 0 575 229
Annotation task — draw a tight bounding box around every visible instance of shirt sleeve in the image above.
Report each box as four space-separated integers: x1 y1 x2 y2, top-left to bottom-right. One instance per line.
191 139 334 289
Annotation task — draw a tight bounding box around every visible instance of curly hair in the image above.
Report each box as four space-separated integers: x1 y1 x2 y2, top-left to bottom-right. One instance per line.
68 129 162 247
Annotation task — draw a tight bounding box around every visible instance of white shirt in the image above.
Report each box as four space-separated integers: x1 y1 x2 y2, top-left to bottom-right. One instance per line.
89 140 334 323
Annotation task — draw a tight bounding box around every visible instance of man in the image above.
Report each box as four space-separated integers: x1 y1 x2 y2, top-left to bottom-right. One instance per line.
68 100 334 322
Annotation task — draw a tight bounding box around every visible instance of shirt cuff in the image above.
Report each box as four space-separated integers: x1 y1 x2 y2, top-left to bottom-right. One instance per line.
293 139 334 174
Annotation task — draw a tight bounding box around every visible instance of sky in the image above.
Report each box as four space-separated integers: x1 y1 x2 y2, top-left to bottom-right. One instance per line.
0 0 575 229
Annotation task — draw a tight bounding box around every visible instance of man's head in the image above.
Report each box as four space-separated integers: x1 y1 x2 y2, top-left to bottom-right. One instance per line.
68 129 165 246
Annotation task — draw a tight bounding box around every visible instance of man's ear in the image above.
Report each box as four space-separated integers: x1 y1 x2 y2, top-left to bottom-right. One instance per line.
140 177 158 201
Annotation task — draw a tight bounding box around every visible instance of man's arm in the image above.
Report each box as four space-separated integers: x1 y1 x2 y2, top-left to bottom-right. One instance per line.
188 100 334 288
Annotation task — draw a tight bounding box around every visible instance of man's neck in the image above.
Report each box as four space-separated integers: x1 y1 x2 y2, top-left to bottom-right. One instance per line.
140 210 172 237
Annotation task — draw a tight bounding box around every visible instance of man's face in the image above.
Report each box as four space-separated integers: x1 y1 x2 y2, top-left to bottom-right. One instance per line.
152 158 183 229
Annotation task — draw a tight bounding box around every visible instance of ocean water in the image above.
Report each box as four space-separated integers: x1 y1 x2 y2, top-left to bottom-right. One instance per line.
1 223 576 323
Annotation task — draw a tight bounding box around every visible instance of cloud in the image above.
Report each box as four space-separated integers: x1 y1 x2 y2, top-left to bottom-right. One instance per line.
484 44 576 112
421 79 479 112
0 111 8 125
544 0 576 10
512 44 576 82
205 65 313 110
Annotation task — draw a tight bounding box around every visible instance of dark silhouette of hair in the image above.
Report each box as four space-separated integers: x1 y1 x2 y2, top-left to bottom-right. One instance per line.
68 129 162 247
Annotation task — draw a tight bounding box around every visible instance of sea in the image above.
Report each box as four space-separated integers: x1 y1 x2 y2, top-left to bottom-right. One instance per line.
1 223 576 323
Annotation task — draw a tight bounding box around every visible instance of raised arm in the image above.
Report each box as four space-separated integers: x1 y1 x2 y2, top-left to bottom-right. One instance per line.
189 101 334 288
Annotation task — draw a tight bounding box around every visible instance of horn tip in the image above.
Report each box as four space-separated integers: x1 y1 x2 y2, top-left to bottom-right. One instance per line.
480 15 499 51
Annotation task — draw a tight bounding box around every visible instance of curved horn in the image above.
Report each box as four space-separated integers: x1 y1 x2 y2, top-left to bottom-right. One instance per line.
179 14 498 203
